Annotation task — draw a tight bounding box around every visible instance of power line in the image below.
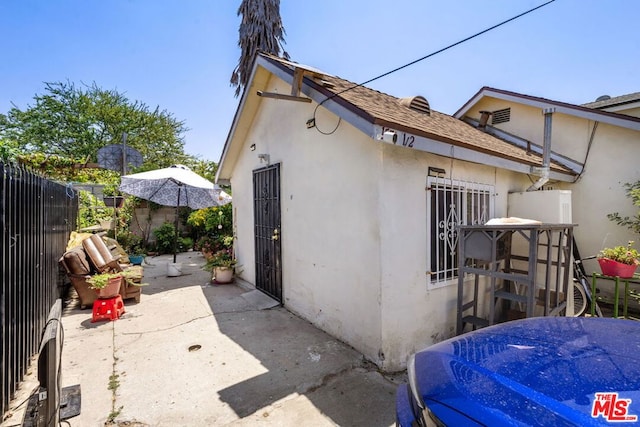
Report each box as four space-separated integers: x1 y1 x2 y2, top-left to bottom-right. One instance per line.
311 0 557 135
321 0 557 105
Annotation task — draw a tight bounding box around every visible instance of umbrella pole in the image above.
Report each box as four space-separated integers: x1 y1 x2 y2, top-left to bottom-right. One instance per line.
173 186 181 264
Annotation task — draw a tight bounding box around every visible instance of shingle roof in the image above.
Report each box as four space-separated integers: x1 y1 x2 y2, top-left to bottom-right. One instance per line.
582 92 640 109
262 54 571 174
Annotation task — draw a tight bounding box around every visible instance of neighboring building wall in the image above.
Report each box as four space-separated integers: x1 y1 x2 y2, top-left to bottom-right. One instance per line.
131 206 183 244
464 98 640 267
466 97 592 162
598 105 640 118
617 106 640 117
565 123 640 271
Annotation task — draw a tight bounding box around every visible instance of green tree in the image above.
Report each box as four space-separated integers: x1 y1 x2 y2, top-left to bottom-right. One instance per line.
1 81 189 170
184 157 219 182
0 138 21 162
231 0 289 97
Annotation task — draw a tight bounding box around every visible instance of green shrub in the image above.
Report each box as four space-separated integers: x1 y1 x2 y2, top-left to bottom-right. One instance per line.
117 230 145 254
77 191 113 229
179 237 193 252
608 181 640 235
153 222 177 254
187 204 232 237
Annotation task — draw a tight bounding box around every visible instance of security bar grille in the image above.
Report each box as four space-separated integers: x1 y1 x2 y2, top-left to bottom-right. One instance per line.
427 176 495 289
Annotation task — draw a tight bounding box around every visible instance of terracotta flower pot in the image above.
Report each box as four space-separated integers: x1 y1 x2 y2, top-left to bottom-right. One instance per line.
98 276 123 298
598 258 638 278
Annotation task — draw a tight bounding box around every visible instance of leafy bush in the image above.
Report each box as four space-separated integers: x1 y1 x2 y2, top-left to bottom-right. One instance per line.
203 249 237 270
153 222 178 254
187 204 232 237
195 234 232 254
116 230 145 254
608 181 640 235
77 190 113 229
179 237 193 252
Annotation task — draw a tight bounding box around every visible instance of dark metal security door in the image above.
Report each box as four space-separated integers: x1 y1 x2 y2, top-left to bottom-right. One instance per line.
253 164 282 302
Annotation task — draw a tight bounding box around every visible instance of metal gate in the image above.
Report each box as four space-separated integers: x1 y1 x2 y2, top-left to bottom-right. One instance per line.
253 164 282 302
1 163 77 414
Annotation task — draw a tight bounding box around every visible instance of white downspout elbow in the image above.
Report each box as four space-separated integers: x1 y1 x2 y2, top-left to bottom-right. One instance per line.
527 168 549 191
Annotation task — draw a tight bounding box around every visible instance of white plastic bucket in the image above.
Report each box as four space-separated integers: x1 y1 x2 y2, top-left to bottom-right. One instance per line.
167 262 182 277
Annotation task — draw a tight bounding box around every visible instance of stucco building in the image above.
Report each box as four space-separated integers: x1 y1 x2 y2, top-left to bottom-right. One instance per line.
216 53 639 370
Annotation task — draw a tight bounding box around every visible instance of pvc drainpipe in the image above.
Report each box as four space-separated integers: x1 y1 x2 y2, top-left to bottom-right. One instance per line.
527 108 553 191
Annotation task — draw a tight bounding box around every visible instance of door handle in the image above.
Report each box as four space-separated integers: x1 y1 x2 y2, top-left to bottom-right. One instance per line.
272 228 279 241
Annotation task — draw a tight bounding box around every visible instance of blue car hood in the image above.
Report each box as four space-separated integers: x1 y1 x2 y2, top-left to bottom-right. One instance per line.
414 317 640 426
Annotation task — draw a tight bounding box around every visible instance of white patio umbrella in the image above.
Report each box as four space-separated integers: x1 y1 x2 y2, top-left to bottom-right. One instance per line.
119 165 231 263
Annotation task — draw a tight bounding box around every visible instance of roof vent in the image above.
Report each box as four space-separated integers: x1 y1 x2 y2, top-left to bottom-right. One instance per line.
595 95 611 102
492 108 511 125
400 96 431 115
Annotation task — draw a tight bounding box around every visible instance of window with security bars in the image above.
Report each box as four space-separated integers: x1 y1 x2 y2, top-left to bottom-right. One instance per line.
427 176 495 289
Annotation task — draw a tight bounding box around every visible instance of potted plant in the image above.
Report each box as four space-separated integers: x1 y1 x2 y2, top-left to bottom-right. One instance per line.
127 242 147 265
87 269 148 298
117 231 147 265
87 271 124 298
103 184 125 208
597 241 640 278
196 236 216 260
103 196 125 208
204 249 237 284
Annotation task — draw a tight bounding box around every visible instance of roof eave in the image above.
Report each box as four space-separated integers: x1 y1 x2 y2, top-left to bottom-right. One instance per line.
217 55 377 184
455 87 640 132
370 123 575 182
218 57 575 184
216 58 273 183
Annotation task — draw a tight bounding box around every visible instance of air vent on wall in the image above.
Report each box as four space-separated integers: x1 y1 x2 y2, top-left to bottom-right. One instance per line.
400 96 431 115
492 108 511 124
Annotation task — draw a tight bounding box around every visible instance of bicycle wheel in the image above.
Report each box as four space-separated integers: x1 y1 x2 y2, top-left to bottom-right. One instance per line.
572 281 587 316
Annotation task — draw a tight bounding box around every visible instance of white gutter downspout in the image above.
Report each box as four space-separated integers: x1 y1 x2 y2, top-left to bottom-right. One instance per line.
527 107 554 191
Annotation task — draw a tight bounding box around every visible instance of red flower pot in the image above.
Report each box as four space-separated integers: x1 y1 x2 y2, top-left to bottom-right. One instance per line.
99 276 123 298
598 258 638 278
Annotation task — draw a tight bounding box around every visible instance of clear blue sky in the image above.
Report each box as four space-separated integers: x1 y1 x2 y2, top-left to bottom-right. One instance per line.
1 1 638 162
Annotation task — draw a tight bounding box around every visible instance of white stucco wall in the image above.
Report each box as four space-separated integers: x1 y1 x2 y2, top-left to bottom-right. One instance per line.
229 76 384 361
131 206 185 244
375 142 530 370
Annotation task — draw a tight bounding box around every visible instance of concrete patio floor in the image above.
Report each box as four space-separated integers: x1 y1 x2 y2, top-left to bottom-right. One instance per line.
2 252 403 427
